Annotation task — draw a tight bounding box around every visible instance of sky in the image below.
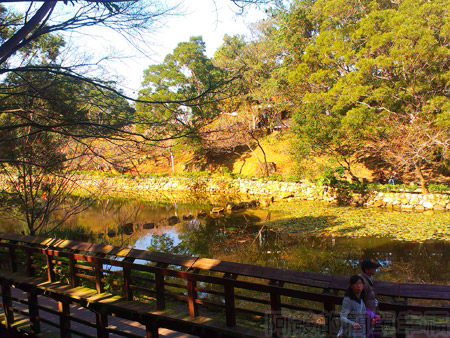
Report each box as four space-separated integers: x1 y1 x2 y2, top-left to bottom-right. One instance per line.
76 0 267 97
5 1 267 98
6 0 265 98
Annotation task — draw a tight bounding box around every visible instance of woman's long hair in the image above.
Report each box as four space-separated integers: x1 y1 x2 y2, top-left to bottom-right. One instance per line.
344 274 366 301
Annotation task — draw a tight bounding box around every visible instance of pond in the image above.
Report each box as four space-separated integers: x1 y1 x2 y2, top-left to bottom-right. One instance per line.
1 198 449 285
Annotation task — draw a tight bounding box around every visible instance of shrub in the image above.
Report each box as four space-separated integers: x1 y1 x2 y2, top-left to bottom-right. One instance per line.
428 183 449 193
182 171 211 178
46 225 97 242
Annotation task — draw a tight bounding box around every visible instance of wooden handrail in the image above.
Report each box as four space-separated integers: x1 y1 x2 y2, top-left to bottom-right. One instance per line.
0 233 449 338
1 233 448 300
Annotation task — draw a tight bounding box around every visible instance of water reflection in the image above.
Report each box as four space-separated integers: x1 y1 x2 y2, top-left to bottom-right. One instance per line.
0 199 449 284
137 211 449 284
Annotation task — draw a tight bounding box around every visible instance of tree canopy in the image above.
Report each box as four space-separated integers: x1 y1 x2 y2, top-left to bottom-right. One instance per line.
0 31 137 234
137 36 237 144
278 0 450 189
2 0 450 230
0 0 276 234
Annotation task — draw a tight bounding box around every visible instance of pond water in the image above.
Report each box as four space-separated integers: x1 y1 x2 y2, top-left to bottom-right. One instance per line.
1 198 449 285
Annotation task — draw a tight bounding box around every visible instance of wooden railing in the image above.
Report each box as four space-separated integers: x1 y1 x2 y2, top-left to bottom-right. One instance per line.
0 233 448 338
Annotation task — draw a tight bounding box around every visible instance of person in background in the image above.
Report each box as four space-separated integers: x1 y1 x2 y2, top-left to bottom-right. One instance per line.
388 168 397 185
340 275 379 338
360 259 382 337
377 170 386 184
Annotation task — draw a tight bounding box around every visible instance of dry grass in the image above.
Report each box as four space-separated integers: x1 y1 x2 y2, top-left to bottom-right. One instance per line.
107 127 450 184
233 130 296 177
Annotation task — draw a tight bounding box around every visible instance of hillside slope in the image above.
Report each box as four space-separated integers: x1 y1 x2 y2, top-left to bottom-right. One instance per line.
133 129 381 181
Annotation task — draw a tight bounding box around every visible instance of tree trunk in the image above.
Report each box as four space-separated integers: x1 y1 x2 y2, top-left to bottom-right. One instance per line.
347 167 360 183
415 161 429 194
249 132 269 177
0 1 57 65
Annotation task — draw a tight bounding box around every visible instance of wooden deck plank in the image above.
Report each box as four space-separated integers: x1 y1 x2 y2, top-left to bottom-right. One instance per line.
0 233 54 247
1 234 450 338
2 290 201 338
50 239 123 256
328 276 348 290
373 280 400 297
0 271 262 338
192 258 333 287
398 283 450 300
126 249 198 267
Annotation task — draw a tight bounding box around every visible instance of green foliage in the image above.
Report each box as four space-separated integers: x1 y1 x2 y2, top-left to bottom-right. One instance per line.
373 184 395 193
180 171 212 178
282 0 450 183
220 166 236 179
317 166 369 205
137 36 226 139
47 226 97 242
347 181 369 194
266 174 286 182
214 20 292 120
74 170 171 179
318 166 367 191
147 233 187 255
0 32 134 235
428 184 450 193
318 167 346 187
144 173 170 178
369 183 413 193
403 184 420 193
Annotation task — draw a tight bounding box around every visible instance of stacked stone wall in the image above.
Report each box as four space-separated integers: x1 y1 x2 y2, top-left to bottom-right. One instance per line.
1 174 449 211
72 175 450 212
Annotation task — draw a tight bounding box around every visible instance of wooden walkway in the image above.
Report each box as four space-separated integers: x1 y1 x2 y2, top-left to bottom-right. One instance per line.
3 288 197 338
0 233 449 338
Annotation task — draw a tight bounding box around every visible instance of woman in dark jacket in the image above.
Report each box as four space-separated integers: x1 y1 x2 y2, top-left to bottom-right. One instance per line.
340 275 379 338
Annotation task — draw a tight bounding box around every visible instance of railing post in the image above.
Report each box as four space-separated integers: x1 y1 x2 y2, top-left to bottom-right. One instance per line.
322 289 338 338
187 268 199 317
94 256 105 294
269 280 283 338
58 299 71 338
1 281 14 330
95 311 109 338
223 273 237 327
27 290 40 334
8 247 17 273
46 249 55 282
323 301 336 337
145 321 159 338
25 248 34 277
393 298 408 338
198 327 220 338
155 263 168 310
123 257 135 301
68 256 78 287
395 309 406 338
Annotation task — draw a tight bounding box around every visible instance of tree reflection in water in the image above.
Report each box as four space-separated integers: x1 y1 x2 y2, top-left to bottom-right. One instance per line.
145 212 450 284
1 199 448 284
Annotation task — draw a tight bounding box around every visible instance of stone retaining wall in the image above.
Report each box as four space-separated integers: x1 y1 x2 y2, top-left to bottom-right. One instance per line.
365 191 450 211
1 174 449 211
72 175 450 212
